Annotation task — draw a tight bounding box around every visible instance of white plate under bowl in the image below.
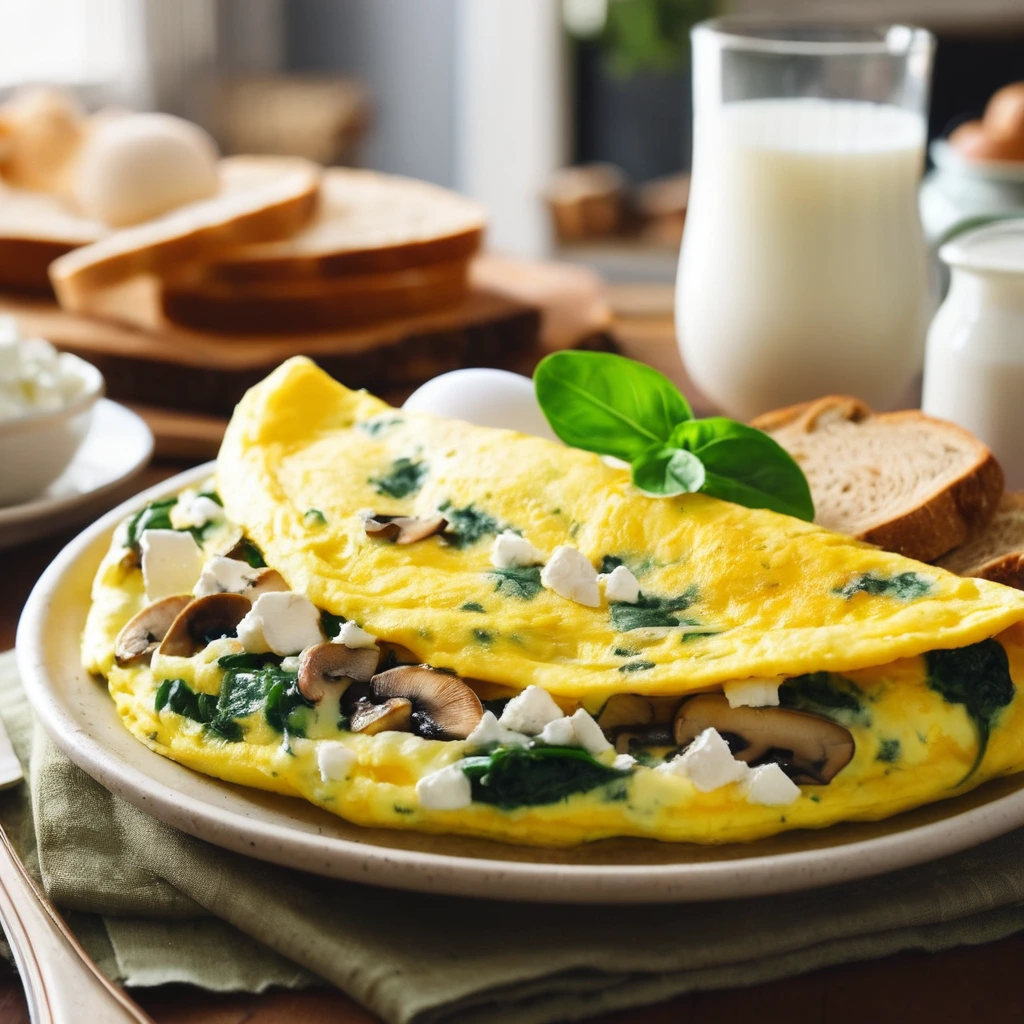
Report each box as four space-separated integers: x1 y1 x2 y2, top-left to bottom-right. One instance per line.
0 400 153 550
17 465 1024 904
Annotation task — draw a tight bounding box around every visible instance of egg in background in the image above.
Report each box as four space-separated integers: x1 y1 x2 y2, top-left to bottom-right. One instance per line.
403 368 559 442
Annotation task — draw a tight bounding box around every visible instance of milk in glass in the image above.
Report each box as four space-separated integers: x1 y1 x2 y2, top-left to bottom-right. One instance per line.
678 99 930 419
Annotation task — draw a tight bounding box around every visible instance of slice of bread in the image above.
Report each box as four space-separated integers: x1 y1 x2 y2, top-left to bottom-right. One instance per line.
49 155 320 311
751 395 1004 562
935 492 1024 587
189 167 485 283
161 257 470 333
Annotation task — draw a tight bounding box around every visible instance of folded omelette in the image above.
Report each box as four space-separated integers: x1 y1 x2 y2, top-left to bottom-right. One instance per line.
82 358 1024 846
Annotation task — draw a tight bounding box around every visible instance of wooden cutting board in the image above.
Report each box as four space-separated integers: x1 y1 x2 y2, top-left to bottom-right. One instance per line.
0 254 613 458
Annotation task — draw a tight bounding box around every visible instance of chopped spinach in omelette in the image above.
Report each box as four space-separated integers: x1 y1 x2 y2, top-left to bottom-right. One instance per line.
80 359 1024 847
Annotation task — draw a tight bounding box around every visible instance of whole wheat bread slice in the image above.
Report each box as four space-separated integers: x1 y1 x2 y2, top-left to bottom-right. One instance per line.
189 167 485 283
49 155 320 311
751 395 1004 562
935 492 1024 588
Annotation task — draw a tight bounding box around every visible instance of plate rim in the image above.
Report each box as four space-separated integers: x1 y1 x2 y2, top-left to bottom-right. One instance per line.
0 399 154 527
16 463 1024 904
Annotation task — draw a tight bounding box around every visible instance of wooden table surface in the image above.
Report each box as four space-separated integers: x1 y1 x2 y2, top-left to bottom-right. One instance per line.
3 289 1024 1023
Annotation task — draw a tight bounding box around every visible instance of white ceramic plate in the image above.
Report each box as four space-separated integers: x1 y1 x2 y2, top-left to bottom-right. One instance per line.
17 465 1024 904
0 400 153 550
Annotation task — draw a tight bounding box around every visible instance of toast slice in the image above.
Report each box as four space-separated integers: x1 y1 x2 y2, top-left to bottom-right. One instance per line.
0 185 105 290
49 155 320 311
935 493 1024 588
161 257 470 333
751 395 1004 562
189 167 485 283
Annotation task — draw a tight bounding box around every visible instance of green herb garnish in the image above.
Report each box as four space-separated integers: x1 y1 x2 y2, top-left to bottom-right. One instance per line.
304 508 327 527
440 502 502 548
534 351 813 520
370 457 426 498
490 565 543 600
926 640 1016 785
461 745 630 809
835 572 934 601
461 602 486 613
619 661 655 673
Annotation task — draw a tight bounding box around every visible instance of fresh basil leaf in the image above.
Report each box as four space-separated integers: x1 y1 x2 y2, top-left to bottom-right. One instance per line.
631 444 705 496
669 418 814 521
534 351 692 461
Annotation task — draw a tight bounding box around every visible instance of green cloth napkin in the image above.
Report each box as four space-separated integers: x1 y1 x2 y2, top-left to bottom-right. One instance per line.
6 647 1024 1024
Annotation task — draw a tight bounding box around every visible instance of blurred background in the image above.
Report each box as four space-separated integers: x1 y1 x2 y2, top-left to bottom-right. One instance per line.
2 0 1022 279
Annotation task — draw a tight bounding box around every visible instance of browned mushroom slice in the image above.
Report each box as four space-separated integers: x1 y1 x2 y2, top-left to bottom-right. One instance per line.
597 694 654 732
370 665 483 740
361 512 448 545
297 642 380 703
245 568 289 600
157 593 252 658
114 595 193 664
673 693 854 784
350 696 413 735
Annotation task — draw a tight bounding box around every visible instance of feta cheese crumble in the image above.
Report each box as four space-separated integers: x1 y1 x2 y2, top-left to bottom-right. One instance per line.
740 763 801 806
498 685 564 735
465 710 530 748
723 678 782 709
0 317 87 421
612 753 637 771
140 529 205 602
416 762 472 810
658 727 749 792
540 545 600 607
598 564 641 604
171 491 225 530
538 715 577 747
333 621 378 649
538 709 612 756
317 742 357 782
193 555 260 598
237 591 323 656
490 530 545 569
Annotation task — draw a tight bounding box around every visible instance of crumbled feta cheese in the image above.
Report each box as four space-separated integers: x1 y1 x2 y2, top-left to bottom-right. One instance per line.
465 710 530 749
498 685 564 735
0 318 86 421
333 621 378 649
540 545 600 607
741 763 801 807
660 727 749 792
538 715 578 747
281 655 301 673
172 491 225 530
317 741 357 782
490 530 544 569
612 753 637 771
193 556 259 598
598 564 640 604
723 677 782 709
416 762 472 810
569 708 612 756
237 591 323 656
140 529 205 601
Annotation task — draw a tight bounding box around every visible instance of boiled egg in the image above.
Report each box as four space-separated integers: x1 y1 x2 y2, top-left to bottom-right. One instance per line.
403 368 559 441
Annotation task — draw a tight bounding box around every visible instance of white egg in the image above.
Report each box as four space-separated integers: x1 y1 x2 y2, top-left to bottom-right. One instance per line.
403 369 559 441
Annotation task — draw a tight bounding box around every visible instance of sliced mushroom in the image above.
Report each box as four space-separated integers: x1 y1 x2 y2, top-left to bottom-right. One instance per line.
597 694 655 732
245 568 289 600
115 595 193 664
298 642 380 703
370 665 483 740
157 593 252 658
673 694 854 784
361 512 448 545
614 726 674 755
350 696 413 735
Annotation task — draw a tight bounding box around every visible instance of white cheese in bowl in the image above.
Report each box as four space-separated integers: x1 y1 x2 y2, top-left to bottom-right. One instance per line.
0 317 88 421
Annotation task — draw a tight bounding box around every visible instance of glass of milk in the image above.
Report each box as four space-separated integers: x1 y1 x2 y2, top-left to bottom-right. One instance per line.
677 20 935 419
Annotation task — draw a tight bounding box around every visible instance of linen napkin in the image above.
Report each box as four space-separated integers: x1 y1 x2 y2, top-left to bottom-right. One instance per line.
6 648 1024 1024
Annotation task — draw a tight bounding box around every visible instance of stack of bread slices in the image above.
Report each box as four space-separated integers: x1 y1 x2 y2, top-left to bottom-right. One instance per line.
753 396 1024 589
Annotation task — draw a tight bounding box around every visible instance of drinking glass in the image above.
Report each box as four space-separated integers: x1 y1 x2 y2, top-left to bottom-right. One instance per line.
677 19 935 419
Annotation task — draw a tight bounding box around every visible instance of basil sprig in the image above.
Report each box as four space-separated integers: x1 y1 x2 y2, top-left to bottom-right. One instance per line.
534 352 814 521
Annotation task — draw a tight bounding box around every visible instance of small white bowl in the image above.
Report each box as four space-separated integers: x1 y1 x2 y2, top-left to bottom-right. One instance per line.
0 354 105 506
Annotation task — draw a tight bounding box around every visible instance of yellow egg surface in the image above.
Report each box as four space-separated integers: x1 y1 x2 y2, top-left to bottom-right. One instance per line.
79 357 1024 847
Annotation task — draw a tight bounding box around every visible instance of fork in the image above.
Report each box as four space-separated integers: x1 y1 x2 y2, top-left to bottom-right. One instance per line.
0 715 152 1023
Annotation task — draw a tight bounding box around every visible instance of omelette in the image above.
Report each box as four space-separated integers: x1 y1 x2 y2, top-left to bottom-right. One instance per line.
82 358 1024 846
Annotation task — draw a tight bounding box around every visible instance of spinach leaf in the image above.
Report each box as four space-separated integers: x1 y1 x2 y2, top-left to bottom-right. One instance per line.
319 610 346 639
217 652 279 671
370 458 426 498
631 444 705 497
534 350 692 462
490 565 543 600
264 674 314 737
926 640 1016 784
197 490 223 506
125 498 178 552
233 538 266 568
668 418 815 520
440 502 502 548
461 602 486 613
600 555 624 574
154 678 242 742
619 661 655 673
835 572 934 601
461 745 630 809
610 589 697 632
779 672 869 727
876 739 901 764
360 415 403 436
